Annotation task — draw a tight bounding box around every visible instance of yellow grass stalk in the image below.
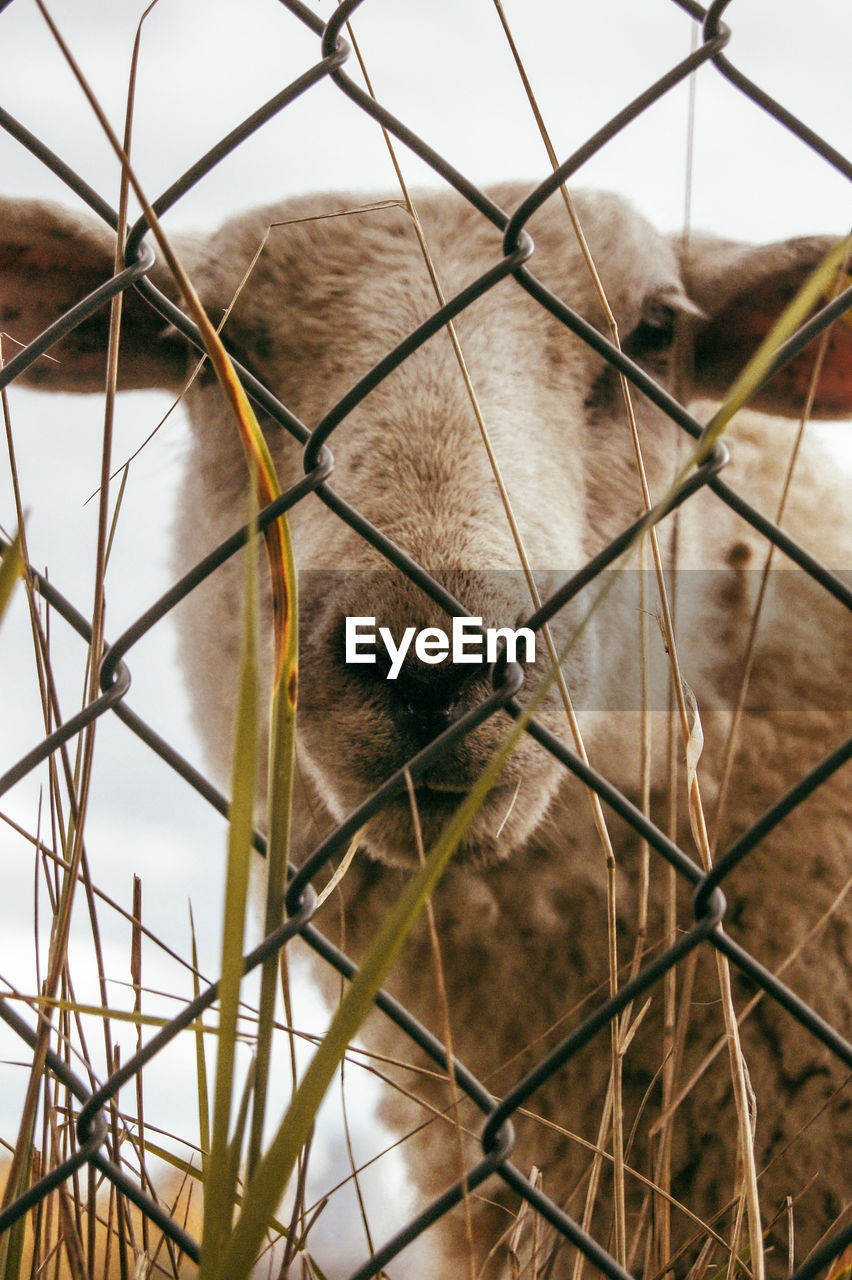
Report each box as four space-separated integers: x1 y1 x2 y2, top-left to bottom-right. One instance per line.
0 531 22 624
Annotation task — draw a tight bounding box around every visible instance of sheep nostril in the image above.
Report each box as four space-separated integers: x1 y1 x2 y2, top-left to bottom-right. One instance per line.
391 663 491 742
396 670 457 734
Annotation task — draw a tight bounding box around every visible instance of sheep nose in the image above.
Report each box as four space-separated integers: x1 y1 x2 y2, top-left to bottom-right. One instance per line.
335 605 533 751
393 662 486 740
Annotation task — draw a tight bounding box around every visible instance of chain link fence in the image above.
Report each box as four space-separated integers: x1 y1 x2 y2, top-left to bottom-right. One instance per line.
0 1 850 1277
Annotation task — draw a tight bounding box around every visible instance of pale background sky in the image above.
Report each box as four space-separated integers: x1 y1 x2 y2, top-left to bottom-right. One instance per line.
0 1 848 1273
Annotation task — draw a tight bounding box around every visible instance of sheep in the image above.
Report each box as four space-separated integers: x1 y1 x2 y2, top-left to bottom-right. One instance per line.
1 182 850 1279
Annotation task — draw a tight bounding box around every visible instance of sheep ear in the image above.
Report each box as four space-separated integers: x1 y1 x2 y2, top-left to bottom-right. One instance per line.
680 233 852 418
0 198 193 393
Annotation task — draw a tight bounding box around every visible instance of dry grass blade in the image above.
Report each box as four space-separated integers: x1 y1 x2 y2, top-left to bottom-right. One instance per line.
1 1 134 1228
343 16 636 1261
0 1145 32 1280
405 772 477 1280
313 830 363 911
25 7 300 1273
32 0 298 696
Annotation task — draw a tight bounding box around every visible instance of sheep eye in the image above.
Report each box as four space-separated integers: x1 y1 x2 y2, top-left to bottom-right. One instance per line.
624 303 677 359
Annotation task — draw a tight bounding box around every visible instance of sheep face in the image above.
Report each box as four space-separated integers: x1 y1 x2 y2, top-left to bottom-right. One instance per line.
175 187 852 872
1 186 849 878
165 187 696 867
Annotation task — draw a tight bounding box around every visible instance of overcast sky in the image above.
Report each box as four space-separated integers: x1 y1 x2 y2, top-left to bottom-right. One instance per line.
0 0 849 237
0 0 848 1268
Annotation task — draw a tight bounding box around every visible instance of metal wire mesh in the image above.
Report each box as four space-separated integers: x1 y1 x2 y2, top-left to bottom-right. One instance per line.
0 1 850 1277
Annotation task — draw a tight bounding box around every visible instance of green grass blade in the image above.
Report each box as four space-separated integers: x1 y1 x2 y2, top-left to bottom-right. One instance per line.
9 996 186 1030
139 1140 291 1241
198 497 261 1280
225 1059 256 1202
248 580 299 1176
136 1140 204 1182
103 463 130 572
0 531 22 625
307 1259 333 1280
190 904 211 1177
213 677 550 1279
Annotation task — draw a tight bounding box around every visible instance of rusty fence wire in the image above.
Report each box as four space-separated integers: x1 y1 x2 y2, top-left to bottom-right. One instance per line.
0 1 850 1278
